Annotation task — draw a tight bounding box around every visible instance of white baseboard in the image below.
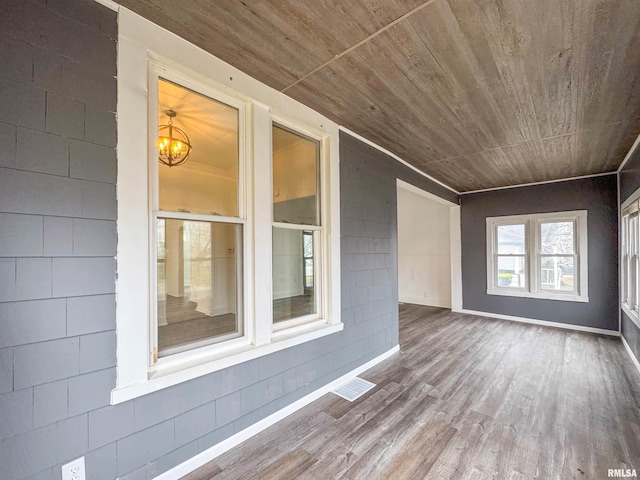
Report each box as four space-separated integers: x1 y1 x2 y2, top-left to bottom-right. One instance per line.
455 308 620 337
622 335 640 376
152 345 401 480
399 296 451 309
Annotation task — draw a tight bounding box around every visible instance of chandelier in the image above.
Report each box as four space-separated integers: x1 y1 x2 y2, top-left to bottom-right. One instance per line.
158 110 192 167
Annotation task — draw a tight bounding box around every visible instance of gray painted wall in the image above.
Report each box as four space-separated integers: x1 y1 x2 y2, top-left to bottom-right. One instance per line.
0 3 457 478
619 148 640 361
460 175 618 331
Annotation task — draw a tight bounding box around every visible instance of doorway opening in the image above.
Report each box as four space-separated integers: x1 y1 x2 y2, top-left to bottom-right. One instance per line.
396 179 461 311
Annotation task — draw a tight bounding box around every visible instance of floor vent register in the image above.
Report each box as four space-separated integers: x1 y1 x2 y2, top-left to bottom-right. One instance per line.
331 377 376 402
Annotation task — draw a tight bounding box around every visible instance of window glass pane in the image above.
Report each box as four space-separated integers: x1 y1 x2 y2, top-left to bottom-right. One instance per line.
158 78 239 217
497 224 525 254
540 256 575 291
272 125 320 225
272 227 316 323
157 218 242 356
540 221 574 254
497 256 526 288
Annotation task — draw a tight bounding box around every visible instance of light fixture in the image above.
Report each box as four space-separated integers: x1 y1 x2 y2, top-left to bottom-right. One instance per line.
158 110 192 167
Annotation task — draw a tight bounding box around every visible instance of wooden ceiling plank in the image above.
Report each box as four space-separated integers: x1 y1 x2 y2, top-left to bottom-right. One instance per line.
516 0 580 139
409 0 539 148
351 23 479 160
575 0 640 132
115 0 640 191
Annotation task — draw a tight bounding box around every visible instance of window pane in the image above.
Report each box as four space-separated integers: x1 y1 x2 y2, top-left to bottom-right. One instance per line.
273 125 320 225
540 221 574 254
497 224 525 254
540 256 575 291
158 78 238 217
273 227 316 323
497 256 526 288
157 218 242 356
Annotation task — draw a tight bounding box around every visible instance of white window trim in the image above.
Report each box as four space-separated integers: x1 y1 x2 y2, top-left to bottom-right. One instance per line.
270 115 328 332
486 210 589 303
112 8 341 404
148 63 250 367
621 189 640 328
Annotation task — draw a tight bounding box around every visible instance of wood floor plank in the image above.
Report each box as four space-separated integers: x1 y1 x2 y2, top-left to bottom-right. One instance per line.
183 305 640 479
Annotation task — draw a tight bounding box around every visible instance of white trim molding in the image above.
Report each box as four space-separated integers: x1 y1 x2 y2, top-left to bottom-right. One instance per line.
450 206 463 311
93 0 119 11
617 132 640 173
621 335 640 376
456 309 620 337
460 171 616 195
150 345 400 480
396 178 458 206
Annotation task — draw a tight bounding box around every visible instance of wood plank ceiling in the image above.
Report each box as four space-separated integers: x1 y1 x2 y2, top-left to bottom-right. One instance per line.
116 0 640 192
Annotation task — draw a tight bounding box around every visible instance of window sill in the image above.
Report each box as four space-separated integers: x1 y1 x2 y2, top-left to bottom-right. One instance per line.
111 321 343 404
487 288 589 303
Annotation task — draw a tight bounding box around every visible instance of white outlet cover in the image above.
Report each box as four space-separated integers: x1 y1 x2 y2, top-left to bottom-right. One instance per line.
62 457 86 480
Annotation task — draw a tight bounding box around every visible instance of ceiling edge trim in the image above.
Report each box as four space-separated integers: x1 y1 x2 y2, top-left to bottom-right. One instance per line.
460 171 617 195
94 0 119 12
338 126 460 195
617 132 640 173
397 178 458 207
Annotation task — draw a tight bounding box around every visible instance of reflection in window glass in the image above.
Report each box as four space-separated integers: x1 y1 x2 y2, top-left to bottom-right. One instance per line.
272 227 316 323
497 224 525 254
497 255 526 288
272 125 320 225
540 222 574 254
157 218 242 356
303 232 314 289
540 256 575 291
539 221 576 292
158 78 239 217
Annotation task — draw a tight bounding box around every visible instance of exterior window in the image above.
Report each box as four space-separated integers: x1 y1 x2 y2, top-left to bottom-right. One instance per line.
486 211 588 302
151 77 245 362
538 221 576 293
622 201 639 316
272 124 321 327
113 20 342 402
495 224 527 289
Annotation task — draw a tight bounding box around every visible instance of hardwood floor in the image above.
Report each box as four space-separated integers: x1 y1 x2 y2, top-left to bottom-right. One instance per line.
183 304 640 479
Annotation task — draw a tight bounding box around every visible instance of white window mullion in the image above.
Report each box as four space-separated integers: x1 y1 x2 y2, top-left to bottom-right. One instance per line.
253 103 274 346
530 219 538 294
148 69 161 366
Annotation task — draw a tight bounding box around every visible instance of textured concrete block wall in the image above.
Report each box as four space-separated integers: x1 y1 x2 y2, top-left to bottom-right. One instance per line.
0 2 455 479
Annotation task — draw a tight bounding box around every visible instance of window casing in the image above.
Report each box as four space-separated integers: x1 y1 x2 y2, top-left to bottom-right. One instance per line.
486 211 588 302
272 123 322 330
622 199 640 319
113 9 342 403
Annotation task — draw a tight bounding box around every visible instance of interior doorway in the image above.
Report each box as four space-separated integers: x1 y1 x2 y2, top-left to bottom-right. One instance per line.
396 179 461 310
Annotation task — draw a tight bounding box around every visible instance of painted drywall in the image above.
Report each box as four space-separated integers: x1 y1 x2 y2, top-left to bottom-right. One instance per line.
397 187 451 308
619 146 640 363
0 3 458 479
460 175 618 331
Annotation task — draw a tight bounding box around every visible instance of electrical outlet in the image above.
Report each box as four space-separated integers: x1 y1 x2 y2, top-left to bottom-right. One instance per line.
62 457 85 480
